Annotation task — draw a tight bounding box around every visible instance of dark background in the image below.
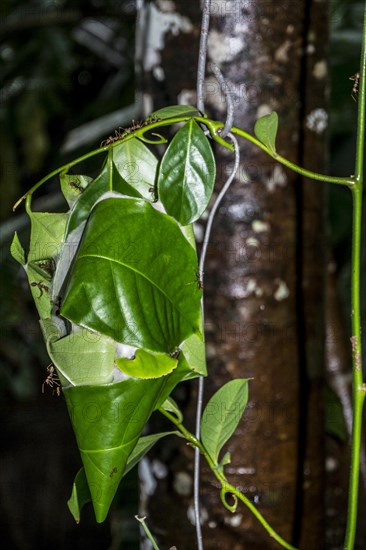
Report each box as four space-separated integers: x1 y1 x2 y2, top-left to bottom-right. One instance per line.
0 0 365 548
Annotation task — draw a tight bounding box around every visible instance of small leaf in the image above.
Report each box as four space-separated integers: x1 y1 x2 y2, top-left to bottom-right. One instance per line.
124 431 182 476
219 451 231 467
160 397 184 423
180 333 206 376
66 141 158 235
10 232 25 265
216 451 231 476
201 379 249 463
112 138 158 200
158 119 216 225
68 468 91 523
148 105 200 121
116 349 178 379
60 174 92 208
254 112 278 154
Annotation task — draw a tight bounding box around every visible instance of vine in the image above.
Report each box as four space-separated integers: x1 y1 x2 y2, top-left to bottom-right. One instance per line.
10 5 365 550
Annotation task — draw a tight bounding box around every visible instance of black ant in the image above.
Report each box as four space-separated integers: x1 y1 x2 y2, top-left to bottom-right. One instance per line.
42 364 61 396
148 186 158 202
170 349 181 359
185 271 204 291
53 295 62 316
37 258 56 278
100 117 161 147
196 271 204 290
350 72 360 101
109 467 118 478
31 281 49 298
101 127 126 147
69 180 84 193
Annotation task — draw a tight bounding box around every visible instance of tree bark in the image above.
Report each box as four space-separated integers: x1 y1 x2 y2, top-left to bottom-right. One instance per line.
139 1 326 548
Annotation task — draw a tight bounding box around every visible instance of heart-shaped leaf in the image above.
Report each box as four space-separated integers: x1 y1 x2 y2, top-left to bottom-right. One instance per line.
61 197 202 352
254 112 278 154
158 119 216 225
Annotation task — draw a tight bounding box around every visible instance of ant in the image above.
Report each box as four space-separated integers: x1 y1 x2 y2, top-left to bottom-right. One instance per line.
148 186 158 202
101 128 125 147
350 72 360 101
185 271 204 290
53 295 62 316
37 258 56 278
31 281 49 298
196 271 204 290
100 117 161 147
109 467 118 478
69 180 84 193
170 349 181 359
42 364 61 396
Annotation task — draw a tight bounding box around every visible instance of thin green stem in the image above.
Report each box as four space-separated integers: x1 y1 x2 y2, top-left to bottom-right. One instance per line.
159 407 298 550
13 115 354 211
344 6 366 548
135 516 161 550
230 127 354 186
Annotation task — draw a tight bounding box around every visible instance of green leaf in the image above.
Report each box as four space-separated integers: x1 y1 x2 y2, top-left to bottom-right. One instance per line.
254 112 278 154
27 210 68 264
68 468 91 523
180 333 206 376
10 232 25 265
201 379 250 464
61 197 202 353
67 432 180 523
60 174 92 208
148 105 200 121
63 374 187 522
26 265 53 319
112 138 158 201
158 119 216 225
160 397 184 423
66 141 158 235
40 319 115 387
116 349 178 379
124 431 182 476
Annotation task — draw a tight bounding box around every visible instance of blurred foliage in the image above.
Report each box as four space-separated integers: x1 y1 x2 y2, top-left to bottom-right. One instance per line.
0 1 138 548
0 0 136 218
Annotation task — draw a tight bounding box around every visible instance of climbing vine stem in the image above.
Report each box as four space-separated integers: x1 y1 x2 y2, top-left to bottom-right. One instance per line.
158 407 297 550
344 4 366 549
13 117 353 211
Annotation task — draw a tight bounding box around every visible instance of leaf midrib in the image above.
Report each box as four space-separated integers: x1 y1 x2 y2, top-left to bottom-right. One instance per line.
79 252 184 318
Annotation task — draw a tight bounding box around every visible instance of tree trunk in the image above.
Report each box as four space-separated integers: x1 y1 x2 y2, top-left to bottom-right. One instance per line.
138 1 326 548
